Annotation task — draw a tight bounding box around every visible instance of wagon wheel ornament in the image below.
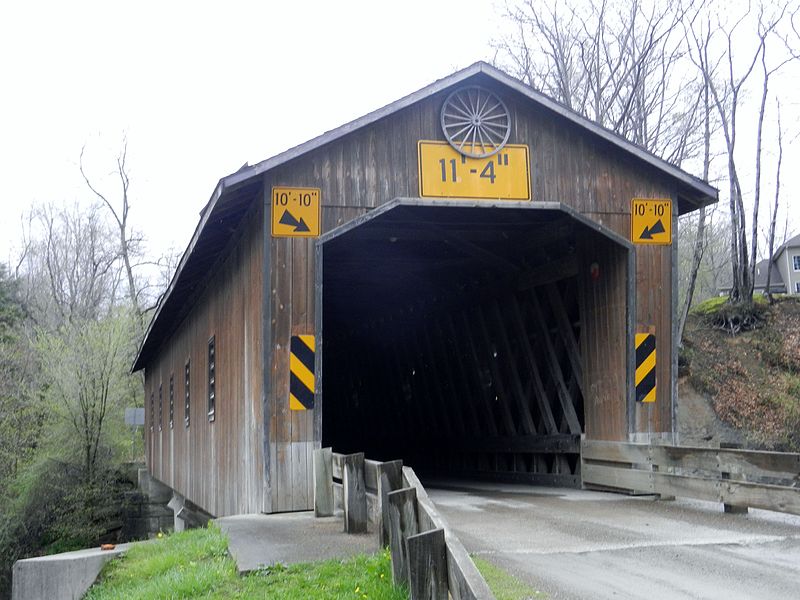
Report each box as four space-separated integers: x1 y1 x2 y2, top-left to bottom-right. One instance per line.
440 86 511 158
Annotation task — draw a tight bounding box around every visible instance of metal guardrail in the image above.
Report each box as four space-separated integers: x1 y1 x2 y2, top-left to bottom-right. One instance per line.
313 448 494 600
581 440 800 515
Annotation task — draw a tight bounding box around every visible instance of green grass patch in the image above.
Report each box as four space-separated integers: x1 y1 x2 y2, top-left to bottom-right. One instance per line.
473 556 546 599
85 526 406 600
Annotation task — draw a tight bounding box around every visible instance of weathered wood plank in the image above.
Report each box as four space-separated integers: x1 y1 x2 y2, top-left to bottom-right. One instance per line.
434 319 483 438
650 471 800 515
503 296 559 436
516 255 578 290
377 460 404 547
469 308 518 437
387 487 419 587
406 528 448 600
450 313 500 437
411 329 454 440
487 301 549 435
313 447 333 517
364 459 380 492
581 440 651 464
343 452 368 533
583 441 800 485
402 467 494 600
582 463 654 492
545 282 585 397
422 327 467 438
526 291 582 434
653 445 800 484
454 470 580 488
332 452 344 480
452 434 580 454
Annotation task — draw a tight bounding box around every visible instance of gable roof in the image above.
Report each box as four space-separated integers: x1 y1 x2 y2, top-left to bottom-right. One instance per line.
775 232 800 258
133 61 718 371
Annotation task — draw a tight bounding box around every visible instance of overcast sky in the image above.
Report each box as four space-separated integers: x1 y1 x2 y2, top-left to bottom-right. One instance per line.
1 1 796 269
0 0 502 264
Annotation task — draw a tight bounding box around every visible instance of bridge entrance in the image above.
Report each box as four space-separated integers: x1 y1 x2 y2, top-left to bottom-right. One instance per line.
317 199 633 486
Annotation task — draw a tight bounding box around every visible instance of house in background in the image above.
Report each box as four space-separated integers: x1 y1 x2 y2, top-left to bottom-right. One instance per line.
773 233 800 294
718 233 800 296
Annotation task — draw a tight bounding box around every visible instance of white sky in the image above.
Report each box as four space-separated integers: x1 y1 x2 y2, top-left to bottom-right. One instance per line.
0 0 502 263
0 0 797 268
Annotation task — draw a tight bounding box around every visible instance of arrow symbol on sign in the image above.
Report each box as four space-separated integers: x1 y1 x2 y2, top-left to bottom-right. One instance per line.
640 219 666 240
279 210 310 233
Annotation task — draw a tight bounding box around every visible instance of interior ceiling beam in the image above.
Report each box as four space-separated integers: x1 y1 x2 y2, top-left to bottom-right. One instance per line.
423 224 522 272
517 255 579 290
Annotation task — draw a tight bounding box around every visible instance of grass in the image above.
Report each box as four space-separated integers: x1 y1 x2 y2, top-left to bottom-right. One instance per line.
473 556 546 599
85 525 406 600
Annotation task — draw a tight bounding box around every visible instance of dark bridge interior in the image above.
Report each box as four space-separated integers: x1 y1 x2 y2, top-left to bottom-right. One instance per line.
320 202 593 486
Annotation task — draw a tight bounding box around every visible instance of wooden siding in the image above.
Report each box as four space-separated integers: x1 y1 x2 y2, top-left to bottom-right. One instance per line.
144 72 685 515
578 233 630 440
144 200 264 517
259 76 680 509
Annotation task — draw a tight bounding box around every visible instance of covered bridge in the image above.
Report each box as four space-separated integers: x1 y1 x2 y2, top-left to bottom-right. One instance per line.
132 62 717 516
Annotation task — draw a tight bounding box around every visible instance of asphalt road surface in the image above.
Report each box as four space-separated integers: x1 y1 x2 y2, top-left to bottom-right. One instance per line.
427 481 800 600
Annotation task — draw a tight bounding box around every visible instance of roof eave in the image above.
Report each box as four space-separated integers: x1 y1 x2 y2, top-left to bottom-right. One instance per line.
133 60 720 371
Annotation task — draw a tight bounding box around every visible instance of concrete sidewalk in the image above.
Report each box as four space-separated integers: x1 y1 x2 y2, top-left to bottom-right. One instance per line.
216 511 379 574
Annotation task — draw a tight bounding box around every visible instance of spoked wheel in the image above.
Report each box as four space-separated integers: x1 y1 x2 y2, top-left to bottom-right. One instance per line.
440 86 511 158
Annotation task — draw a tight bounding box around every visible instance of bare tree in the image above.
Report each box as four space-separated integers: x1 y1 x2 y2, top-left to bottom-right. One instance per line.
18 203 121 329
686 3 796 307
678 68 713 343
495 0 706 164
764 103 784 302
80 137 144 329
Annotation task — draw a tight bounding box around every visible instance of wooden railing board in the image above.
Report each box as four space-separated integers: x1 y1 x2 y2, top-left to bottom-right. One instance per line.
317 448 494 599
406 528 448 600
582 440 800 516
583 441 800 483
403 467 494 600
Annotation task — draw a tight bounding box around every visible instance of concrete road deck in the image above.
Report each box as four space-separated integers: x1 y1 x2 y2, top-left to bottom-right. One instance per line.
216 511 378 574
427 481 800 600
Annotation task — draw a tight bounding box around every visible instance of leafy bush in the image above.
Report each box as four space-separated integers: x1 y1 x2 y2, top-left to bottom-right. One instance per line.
0 458 132 598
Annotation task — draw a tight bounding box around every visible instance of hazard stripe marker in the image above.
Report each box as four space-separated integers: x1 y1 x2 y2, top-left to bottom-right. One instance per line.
290 334 315 410
635 333 656 403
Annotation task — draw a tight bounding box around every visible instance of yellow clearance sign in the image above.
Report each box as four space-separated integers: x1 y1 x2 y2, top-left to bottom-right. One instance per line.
631 198 672 245
271 187 321 238
418 141 531 201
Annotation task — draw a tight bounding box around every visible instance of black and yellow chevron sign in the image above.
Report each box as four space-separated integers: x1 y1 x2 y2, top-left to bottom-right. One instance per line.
290 335 315 411
635 333 656 403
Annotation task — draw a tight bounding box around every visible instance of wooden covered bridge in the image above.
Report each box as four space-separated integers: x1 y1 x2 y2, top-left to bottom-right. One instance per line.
132 62 717 517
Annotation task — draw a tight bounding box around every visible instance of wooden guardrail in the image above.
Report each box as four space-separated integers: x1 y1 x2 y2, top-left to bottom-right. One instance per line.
313 448 494 600
582 440 800 515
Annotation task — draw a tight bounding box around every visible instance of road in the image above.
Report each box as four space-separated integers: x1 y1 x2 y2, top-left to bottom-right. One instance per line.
427 481 800 600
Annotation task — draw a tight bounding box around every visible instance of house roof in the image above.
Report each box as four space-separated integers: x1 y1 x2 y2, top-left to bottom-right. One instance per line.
132 61 719 372
754 258 785 289
774 232 800 258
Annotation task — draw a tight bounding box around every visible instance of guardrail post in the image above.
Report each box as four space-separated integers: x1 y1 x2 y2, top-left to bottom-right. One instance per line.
387 487 419 587
377 459 403 547
405 528 448 600
313 447 333 517
720 443 748 514
343 452 368 533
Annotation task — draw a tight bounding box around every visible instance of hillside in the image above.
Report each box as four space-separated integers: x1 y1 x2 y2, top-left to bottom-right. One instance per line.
679 296 800 451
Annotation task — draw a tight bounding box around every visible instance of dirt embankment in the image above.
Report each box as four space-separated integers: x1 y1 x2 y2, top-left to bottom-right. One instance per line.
679 296 800 451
